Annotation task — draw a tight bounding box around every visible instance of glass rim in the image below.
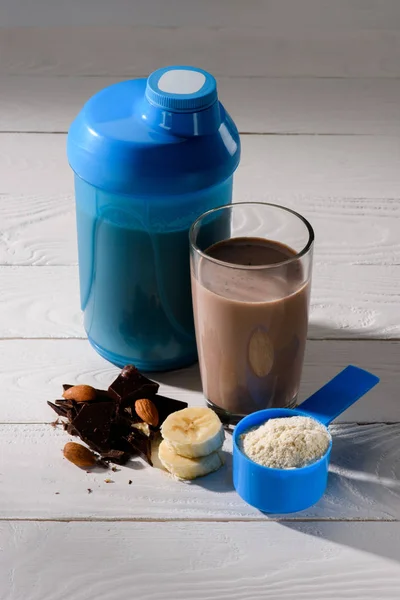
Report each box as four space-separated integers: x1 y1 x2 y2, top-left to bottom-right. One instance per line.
189 201 315 270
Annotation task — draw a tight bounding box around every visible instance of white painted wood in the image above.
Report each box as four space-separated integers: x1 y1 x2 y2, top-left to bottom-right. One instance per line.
3 26 400 77
0 339 395 423
1 193 399 267
4 76 400 135
1 135 400 266
3 0 400 29
0 264 399 339
0 15 398 581
2 133 399 199
236 135 400 200
1 521 400 600
0 267 83 338
0 422 399 520
0 193 77 266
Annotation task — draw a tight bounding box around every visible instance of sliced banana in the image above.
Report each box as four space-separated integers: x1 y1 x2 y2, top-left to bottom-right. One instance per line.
158 440 224 480
160 407 224 458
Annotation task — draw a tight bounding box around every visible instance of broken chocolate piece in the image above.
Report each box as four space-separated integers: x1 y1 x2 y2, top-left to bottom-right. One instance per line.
151 395 188 427
71 401 115 453
124 429 153 466
47 401 70 419
108 364 159 406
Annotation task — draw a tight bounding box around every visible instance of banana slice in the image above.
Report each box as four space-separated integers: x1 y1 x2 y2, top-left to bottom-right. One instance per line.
160 407 224 458
158 440 224 480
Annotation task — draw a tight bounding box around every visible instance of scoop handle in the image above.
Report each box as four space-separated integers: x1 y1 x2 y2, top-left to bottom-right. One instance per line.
298 365 379 426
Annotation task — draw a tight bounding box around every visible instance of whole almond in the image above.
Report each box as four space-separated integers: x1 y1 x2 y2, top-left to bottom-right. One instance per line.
135 398 159 427
63 384 97 403
63 442 97 468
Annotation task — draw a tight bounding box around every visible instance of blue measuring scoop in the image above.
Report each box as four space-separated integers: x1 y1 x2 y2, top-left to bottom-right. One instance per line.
232 365 379 514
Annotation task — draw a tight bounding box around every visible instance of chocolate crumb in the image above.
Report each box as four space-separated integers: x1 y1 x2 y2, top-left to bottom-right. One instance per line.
87 488 93 494
128 480 132 485
111 466 120 472
55 492 60 495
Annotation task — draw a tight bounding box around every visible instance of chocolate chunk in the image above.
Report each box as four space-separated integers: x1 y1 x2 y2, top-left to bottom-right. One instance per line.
71 401 116 453
151 395 188 426
49 366 188 470
108 365 159 406
47 401 70 418
124 429 153 466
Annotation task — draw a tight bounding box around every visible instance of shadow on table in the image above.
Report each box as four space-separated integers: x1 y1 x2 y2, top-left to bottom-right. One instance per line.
280 421 400 564
192 447 235 493
150 362 202 392
281 518 400 564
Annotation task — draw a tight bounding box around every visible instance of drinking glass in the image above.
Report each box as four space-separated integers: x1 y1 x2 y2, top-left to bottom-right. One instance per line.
190 202 314 423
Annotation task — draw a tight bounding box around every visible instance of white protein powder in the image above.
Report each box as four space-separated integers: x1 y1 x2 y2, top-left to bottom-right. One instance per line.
240 416 331 469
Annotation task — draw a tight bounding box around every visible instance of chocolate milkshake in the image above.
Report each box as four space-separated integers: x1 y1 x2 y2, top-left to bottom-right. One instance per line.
191 236 311 418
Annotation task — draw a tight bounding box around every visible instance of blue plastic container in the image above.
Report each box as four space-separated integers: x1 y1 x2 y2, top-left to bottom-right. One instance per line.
67 66 240 371
233 365 379 514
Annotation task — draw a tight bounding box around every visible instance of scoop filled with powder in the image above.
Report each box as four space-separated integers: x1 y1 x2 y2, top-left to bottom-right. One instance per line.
240 415 331 469
233 366 379 513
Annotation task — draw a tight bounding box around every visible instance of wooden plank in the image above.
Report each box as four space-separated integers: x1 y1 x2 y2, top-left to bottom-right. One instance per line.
236 135 400 200
3 0 400 29
1 135 400 266
1 521 400 599
0 339 395 423
0 422 399 520
0 193 77 266
3 26 400 77
4 76 400 135
0 263 399 339
1 133 400 199
1 193 399 267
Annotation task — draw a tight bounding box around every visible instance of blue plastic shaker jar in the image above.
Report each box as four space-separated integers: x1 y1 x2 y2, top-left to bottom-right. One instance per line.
67 66 241 371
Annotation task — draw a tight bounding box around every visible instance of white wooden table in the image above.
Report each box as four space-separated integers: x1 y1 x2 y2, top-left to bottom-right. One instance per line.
1 5 400 598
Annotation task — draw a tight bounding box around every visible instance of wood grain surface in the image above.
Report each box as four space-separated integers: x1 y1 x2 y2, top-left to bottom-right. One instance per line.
3 76 400 135
1 521 399 600
1 134 399 199
2 193 399 266
0 422 398 520
3 26 400 77
0 264 399 339
0 339 395 423
1 135 400 269
3 0 400 29
1 12 400 594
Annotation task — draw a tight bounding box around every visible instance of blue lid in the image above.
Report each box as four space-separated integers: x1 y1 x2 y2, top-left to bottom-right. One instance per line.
67 66 240 196
146 66 218 112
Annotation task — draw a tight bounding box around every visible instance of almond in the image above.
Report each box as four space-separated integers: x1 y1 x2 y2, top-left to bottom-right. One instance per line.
135 398 159 427
63 384 97 403
63 442 97 468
